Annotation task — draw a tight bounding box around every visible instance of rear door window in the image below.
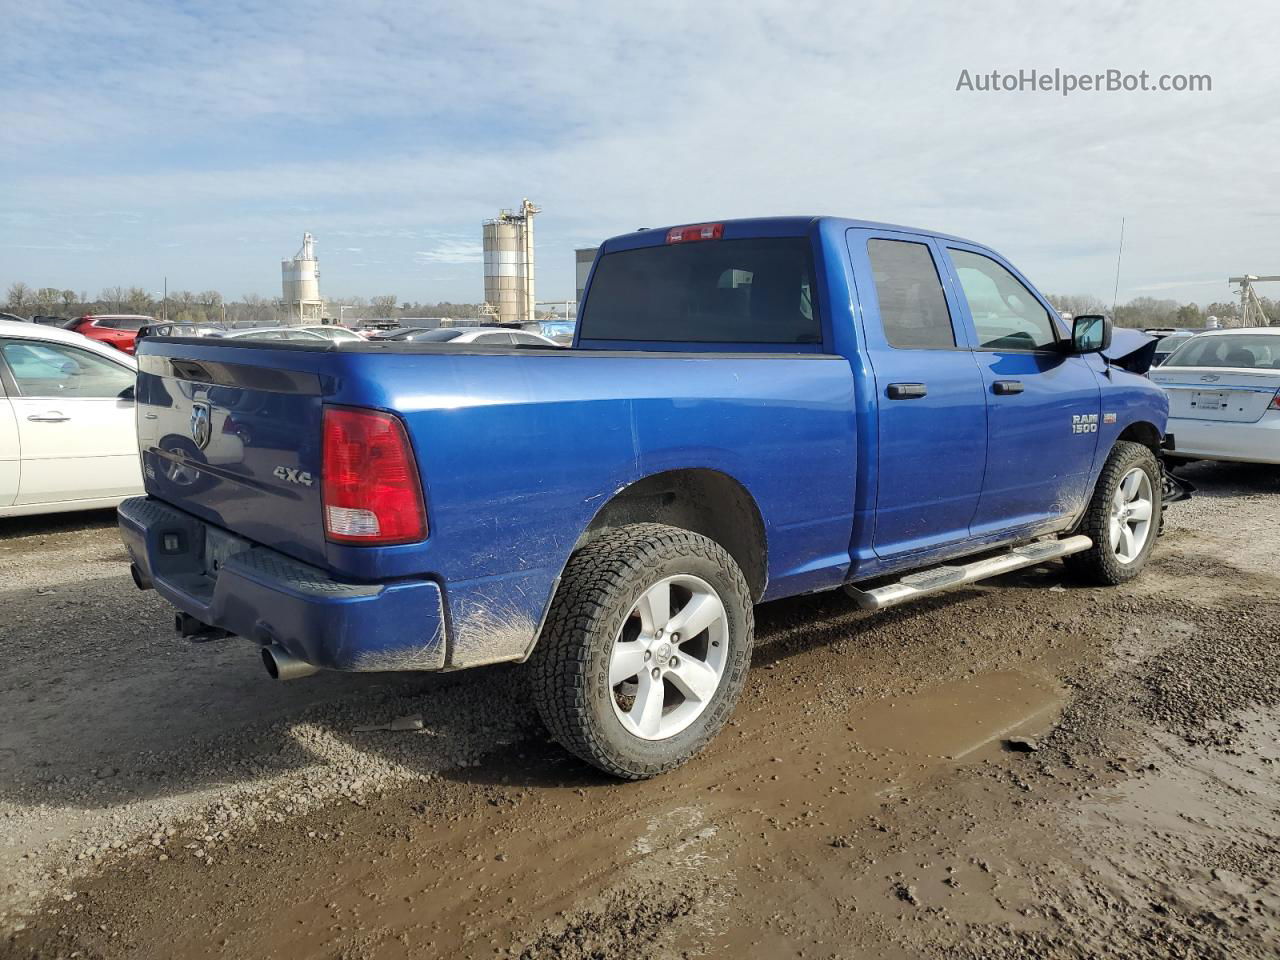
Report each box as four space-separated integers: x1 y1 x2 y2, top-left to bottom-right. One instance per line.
947 250 1059 350
579 238 820 344
866 239 956 349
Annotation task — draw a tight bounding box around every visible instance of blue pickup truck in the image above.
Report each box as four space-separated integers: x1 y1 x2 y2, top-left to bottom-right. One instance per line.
120 216 1172 779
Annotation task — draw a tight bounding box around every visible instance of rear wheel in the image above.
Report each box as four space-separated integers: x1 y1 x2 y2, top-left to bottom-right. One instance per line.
1065 441 1162 585
530 523 754 780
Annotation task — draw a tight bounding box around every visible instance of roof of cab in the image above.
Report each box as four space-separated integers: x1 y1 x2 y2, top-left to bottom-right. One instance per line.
601 216 982 252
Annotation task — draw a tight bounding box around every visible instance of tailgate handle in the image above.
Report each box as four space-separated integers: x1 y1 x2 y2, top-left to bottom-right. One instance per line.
886 382 928 400
169 358 214 382
993 379 1025 395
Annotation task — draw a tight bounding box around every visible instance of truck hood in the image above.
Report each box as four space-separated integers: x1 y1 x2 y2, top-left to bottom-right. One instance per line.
1102 327 1158 375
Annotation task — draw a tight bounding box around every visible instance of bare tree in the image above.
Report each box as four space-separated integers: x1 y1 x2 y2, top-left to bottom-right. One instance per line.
125 286 153 315
102 286 126 311
1047 294 1108 318
198 290 224 324
35 288 61 312
370 294 398 318
60 289 78 312
240 293 273 326
7 282 31 311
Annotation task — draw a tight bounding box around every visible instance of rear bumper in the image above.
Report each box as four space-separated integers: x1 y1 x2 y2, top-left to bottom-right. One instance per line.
118 496 447 672
1164 414 1280 465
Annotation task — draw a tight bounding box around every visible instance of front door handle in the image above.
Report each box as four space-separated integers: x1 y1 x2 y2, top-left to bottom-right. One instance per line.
27 412 70 422
992 380 1024 396
886 382 928 400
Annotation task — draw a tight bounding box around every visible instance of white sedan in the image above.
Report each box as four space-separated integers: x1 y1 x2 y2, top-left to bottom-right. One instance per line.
0 319 143 517
1150 328 1280 465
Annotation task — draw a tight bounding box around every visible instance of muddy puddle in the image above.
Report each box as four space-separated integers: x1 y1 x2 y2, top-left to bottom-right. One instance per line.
44 669 1063 959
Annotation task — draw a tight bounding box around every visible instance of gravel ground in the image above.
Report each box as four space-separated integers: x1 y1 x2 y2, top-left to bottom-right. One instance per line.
1 459 1277 958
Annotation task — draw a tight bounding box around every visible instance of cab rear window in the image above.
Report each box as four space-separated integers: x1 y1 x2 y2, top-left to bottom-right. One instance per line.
579 238 820 344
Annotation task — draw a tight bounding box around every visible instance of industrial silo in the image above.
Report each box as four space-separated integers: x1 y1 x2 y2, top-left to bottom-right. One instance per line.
282 232 323 323
482 200 539 325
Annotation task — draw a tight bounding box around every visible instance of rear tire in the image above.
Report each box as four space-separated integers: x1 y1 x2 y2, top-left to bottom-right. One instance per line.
530 523 754 780
1064 441 1162 585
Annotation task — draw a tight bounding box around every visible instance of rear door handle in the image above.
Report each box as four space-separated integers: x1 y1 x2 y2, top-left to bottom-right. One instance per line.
992 380 1024 395
27 412 70 422
886 382 928 400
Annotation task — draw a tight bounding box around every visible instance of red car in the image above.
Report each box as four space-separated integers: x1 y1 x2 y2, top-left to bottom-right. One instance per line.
66 314 156 354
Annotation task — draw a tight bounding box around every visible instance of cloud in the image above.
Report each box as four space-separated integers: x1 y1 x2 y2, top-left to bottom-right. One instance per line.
414 239 484 265
0 0 1277 305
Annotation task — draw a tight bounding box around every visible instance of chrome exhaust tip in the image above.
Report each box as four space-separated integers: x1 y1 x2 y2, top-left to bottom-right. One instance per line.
261 644 320 681
130 563 151 591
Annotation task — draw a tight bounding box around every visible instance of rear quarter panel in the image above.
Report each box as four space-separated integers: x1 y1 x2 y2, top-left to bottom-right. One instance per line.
325 349 857 666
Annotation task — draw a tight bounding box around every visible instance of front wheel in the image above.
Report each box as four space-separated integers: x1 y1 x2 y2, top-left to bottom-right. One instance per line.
1064 440 1162 585
530 523 754 780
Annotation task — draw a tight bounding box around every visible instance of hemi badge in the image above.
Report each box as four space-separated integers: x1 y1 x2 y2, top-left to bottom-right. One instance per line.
1103 412 1117 424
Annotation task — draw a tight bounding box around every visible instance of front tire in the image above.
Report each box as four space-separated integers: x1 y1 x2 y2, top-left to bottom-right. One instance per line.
1065 440 1162 585
530 523 754 780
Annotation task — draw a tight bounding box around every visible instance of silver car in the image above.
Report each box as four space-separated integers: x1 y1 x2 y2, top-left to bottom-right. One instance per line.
219 327 328 343
380 326 561 346
1151 328 1280 465
299 325 366 343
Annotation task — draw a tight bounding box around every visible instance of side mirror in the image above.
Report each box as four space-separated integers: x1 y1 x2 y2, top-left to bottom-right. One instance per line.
1071 314 1112 354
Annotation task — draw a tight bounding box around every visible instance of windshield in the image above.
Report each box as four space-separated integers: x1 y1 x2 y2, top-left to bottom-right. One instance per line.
1155 335 1190 354
1163 334 1280 369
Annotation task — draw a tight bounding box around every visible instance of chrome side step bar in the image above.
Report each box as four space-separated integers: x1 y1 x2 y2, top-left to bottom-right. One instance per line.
844 535 1093 611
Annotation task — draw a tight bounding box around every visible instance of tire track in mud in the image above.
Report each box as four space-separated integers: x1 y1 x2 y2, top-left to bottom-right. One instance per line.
5 461 1280 958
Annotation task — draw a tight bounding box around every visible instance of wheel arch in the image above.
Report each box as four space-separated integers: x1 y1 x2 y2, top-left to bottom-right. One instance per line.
573 468 768 601
1117 420 1162 454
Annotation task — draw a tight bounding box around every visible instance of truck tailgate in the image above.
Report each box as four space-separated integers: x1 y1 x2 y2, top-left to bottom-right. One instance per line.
135 349 329 567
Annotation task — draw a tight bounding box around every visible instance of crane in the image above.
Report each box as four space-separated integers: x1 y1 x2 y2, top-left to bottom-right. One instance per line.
1228 274 1279 327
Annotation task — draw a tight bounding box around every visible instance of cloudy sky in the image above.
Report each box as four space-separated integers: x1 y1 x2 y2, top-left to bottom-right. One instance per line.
3 0 1277 306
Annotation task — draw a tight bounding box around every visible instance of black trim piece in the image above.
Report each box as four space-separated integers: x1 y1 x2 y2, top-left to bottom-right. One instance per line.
1161 461 1194 504
137 353 324 395
971 346 1065 356
992 379 1025 395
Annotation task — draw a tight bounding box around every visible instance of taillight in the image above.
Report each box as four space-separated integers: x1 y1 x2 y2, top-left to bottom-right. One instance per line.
666 222 724 244
1270 390 1280 411
322 406 427 545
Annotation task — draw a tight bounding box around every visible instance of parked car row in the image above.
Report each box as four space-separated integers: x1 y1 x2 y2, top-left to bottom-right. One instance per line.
2 305 1275 522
